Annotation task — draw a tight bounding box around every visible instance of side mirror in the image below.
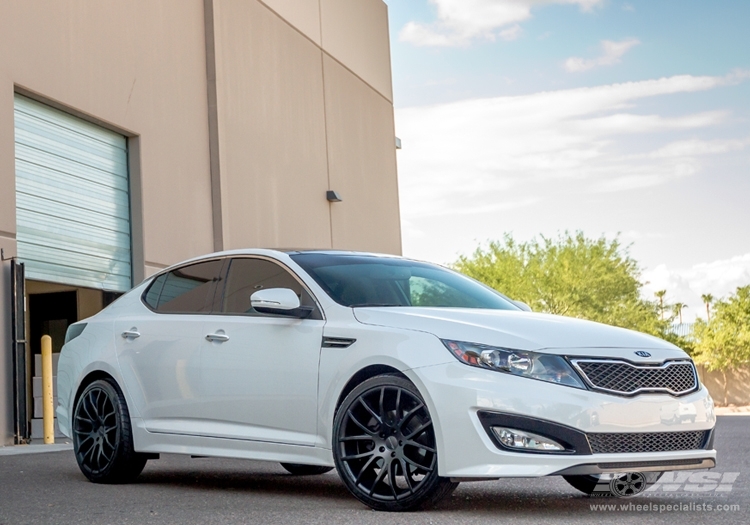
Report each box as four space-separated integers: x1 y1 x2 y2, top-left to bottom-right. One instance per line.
513 300 532 312
250 288 313 318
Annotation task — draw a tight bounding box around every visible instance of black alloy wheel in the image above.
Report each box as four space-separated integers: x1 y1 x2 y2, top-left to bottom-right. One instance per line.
333 375 458 511
280 463 334 476
73 379 148 483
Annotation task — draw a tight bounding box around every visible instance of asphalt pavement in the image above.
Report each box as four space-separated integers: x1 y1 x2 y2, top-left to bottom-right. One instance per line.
1 417 747 525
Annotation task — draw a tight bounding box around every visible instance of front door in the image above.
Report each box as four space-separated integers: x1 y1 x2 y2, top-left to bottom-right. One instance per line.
199 257 324 445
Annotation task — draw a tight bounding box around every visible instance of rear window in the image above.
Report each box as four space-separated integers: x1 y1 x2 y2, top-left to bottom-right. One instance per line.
143 260 224 313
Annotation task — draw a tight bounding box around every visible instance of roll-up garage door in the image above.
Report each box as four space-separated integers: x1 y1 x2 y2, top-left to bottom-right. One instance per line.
14 94 131 292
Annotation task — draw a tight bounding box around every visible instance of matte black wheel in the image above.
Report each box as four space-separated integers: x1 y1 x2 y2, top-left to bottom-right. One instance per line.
333 375 458 511
280 463 334 476
73 379 147 483
564 472 662 497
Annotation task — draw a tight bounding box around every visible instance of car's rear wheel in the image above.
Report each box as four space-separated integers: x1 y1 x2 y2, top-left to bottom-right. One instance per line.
333 375 458 511
72 378 147 483
280 463 334 476
564 472 663 497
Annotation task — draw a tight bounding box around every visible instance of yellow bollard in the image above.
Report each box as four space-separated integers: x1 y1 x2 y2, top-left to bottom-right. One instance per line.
41 335 55 444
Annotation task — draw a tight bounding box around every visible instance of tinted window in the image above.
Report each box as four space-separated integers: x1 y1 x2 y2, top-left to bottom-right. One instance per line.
144 260 224 313
290 253 519 310
144 273 166 308
221 258 320 318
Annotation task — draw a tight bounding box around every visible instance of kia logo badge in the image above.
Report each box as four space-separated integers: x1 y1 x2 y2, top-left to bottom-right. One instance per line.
634 351 651 358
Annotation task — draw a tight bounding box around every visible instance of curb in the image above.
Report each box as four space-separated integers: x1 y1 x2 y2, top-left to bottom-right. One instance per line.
0 442 73 456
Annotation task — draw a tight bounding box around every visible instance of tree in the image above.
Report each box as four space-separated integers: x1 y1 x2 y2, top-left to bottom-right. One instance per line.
672 302 688 325
692 286 750 405
453 232 668 337
701 293 714 321
655 290 667 320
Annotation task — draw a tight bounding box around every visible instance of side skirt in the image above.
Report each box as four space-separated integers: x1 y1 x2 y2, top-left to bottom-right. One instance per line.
130 418 335 467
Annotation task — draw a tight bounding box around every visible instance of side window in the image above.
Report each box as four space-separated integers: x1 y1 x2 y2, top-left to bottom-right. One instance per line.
221 258 320 319
143 273 167 309
143 260 224 314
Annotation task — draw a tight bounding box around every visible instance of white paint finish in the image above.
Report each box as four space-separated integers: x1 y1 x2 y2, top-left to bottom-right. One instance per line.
408 361 714 477
114 310 204 435
353 307 681 355
58 249 716 479
198 315 324 445
131 417 334 466
250 288 300 310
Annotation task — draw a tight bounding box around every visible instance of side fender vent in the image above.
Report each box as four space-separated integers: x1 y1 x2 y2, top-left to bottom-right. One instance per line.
322 337 357 348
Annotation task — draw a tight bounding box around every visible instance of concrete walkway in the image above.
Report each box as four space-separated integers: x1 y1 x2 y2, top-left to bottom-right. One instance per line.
0 442 72 456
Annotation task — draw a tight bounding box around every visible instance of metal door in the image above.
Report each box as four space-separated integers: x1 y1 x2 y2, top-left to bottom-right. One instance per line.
14 94 132 292
10 260 29 444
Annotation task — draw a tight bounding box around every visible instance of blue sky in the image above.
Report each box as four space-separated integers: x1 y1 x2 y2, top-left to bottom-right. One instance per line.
384 0 750 321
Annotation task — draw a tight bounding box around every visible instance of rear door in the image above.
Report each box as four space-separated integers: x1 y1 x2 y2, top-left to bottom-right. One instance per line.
198 257 324 445
115 259 224 435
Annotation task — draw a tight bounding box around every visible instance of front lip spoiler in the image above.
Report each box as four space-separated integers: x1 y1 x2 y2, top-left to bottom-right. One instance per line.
551 457 716 476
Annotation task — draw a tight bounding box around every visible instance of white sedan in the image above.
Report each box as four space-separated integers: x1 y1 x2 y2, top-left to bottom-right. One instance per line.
57 250 716 511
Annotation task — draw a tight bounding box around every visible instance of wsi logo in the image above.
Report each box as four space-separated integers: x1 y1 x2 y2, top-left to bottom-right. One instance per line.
647 472 740 493
634 351 652 358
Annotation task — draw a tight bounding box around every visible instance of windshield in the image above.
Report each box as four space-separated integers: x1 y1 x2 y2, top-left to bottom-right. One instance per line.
290 253 519 310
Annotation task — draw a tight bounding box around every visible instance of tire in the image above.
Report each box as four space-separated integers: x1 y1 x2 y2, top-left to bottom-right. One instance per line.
280 463 334 476
564 471 663 497
333 375 458 511
72 378 148 484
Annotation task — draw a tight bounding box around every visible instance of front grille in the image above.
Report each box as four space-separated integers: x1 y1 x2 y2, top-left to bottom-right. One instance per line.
588 430 709 454
571 359 698 396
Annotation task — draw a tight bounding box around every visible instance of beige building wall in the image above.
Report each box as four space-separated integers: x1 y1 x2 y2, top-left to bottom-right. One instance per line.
324 55 401 254
320 0 394 102
0 0 216 272
211 0 401 254
697 365 750 407
212 0 332 251
0 0 400 445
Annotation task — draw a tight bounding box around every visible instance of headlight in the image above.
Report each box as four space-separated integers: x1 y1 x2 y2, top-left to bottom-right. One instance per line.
441 339 586 389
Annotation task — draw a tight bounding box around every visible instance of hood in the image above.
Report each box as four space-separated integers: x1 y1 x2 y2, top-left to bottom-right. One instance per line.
353 307 687 360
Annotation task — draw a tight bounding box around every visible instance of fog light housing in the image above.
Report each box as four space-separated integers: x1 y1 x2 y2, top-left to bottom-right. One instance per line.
492 427 565 452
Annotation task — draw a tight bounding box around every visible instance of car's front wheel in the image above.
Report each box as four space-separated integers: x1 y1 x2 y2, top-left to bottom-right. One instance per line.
72 378 148 483
333 375 458 511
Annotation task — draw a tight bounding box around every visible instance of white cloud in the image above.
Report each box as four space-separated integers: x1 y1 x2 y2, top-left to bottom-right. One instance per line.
650 137 750 158
499 24 523 41
564 39 640 72
642 255 750 322
395 72 746 219
400 0 603 47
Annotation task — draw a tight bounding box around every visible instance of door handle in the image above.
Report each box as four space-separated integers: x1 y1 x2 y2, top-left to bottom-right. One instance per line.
205 333 229 343
121 328 140 339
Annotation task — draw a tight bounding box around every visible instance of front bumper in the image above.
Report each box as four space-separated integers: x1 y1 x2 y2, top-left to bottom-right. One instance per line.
408 362 716 478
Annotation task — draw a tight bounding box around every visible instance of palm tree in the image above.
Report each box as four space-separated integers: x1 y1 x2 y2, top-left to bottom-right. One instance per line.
654 290 667 320
701 293 714 321
672 302 688 325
